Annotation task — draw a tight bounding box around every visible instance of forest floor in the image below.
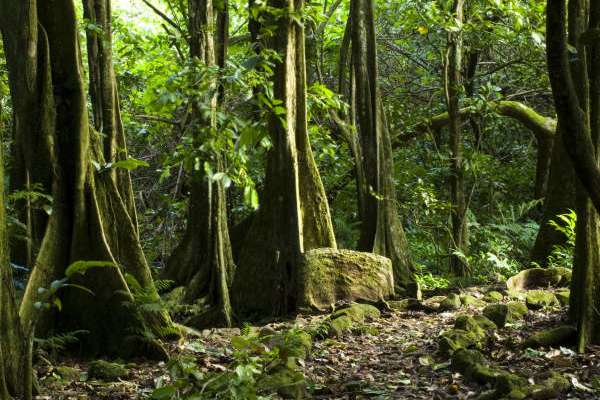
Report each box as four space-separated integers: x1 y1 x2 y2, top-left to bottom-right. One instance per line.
35 288 600 399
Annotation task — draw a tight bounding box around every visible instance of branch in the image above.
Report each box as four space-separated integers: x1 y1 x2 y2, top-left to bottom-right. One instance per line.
141 0 184 35
395 100 556 146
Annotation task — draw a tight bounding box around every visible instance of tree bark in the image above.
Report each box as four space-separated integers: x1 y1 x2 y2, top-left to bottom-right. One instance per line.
348 0 417 295
444 0 468 276
1 0 173 358
164 0 235 328
232 0 337 316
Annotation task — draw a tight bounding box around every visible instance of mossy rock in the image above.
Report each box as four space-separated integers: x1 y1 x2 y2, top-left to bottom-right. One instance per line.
87 360 128 381
56 366 81 381
422 295 447 311
388 298 430 312
493 372 529 399
523 325 577 348
460 294 486 308
267 331 313 360
439 293 462 311
525 290 559 310
482 302 527 328
259 366 307 399
451 349 485 375
484 291 504 303
322 303 380 338
454 315 497 335
555 289 570 306
296 249 394 311
506 267 571 291
438 329 482 357
533 371 570 399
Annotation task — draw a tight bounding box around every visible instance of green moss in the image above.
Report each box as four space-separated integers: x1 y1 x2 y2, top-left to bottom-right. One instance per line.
483 303 527 328
460 294 486 308
258 366 307 399
56 366 80 381
388 298 422 311
525 290 559 310
555 289 570 306
523 325 577 348
454 315 496 336
484 291 504 303
331 303 380 321
87 360 128 381
506 267 571 291
438 329 482 357
439 293 462 311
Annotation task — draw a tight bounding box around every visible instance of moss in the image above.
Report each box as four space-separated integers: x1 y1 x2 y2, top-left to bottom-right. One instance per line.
331 303 380 321
259 366 307 399
484 291 504 303
483 303 527 328
56 366 80 381
523 325 577 348
438 329 482 357
460 294 486 307
388 298 423 312
555 289 570 306
451 349 485 376
454 315 496 335
506 267 571 291
525 290 559 310
297 249 394 311
87 360 128 381
493 372 529 398
439 293 462 311
529 372 570 399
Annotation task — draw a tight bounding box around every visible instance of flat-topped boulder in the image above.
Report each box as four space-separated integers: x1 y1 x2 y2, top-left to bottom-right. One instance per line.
296 248 395 311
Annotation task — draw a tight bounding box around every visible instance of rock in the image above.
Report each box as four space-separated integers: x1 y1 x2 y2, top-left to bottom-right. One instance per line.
523 325 577 348
493 372 529 399
267 330 312 360
483 291 504 303
422 295 447 310
451 349 486 377
454 315 497 334
439 293 462 311
438 329 483 357
525 290 559 310
322 303 380 337
460 294 486 308
506 267 571 291
259 366 307 399
56 366 80 381
296 249 395 311
87 360 128 381
388 298 425 312
482 302 527 328
531 372 570 399
555 289 570 306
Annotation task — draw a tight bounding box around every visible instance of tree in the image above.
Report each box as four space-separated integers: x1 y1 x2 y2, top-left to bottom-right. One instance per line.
546 0 600 350
232 0 337 315
444 0 468 276
0 0 172 357
339 0 417 295
0 77 32 400
164 0 235 328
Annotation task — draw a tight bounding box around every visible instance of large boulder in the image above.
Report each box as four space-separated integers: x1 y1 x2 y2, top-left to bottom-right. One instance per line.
296 249 394 311
506 267 571 291
523 325 577 348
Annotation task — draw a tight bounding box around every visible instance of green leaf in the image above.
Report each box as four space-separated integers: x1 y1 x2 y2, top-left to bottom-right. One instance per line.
65 261 116 278
112 158 150 171
151 385 177 400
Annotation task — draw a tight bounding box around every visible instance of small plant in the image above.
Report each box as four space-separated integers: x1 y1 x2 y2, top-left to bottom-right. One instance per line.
547 209 576 269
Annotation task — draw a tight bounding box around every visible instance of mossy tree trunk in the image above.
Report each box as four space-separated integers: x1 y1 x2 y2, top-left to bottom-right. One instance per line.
444 0 468 276
0 74 32 400
1 0 172 358
232 0 337 316
546 0 600 350
164 0 234 327
83 0 139 230
349 0 417 295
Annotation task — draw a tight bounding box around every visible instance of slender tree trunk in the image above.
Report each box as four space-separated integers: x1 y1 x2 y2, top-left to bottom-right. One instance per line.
348 0 417 295
0 71 33 400
1 0 173 358
444 0 468 276
164 0 235 328
232 0 337 316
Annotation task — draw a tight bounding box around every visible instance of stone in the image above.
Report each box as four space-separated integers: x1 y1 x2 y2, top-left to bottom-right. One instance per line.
460 294 486 308
506 268 571 291
296 249 395 311
482 302 527 328
321 303 380 338
454 315 497 334
438 329 482 357
523 325 577 348
483 291 504 303
555 289 570 306
87 360 128 381
56 366 81 381
525 290 559 310
439 293 462 311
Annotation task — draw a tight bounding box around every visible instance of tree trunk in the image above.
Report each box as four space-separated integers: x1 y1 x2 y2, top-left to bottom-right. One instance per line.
164 0 235 328
232 0 337 316
0 69 33 400
1 0 173 358
444 0 468 276
349 0 417 295
546 0 600 350
83 0 139 231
